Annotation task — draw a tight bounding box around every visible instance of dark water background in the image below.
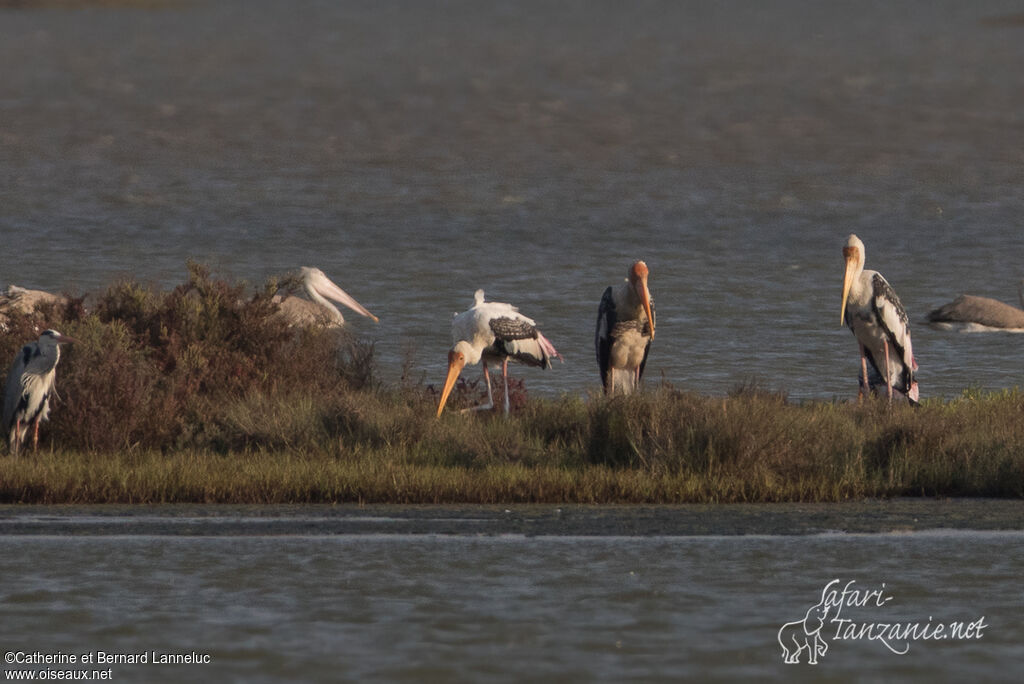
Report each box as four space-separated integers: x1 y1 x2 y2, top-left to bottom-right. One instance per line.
3 6 1023 679
1 503 1022 682
2 1 1024 399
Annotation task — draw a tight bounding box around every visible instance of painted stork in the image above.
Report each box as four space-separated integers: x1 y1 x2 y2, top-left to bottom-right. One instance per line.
436 290 561 417
596 260 655 395
274 266 378 328
926 280 1024 332
2 329 76 455
840 234 919 404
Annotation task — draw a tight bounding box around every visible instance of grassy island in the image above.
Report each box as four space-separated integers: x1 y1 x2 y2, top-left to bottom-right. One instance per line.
2 265 1022 504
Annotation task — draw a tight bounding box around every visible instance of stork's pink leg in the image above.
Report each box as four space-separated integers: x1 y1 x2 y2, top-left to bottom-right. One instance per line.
883 341 893 403
461 363 496 413
481 362 494 410
502 357 511 415
859 344 869 401
32 416 41 451
12 418 22 456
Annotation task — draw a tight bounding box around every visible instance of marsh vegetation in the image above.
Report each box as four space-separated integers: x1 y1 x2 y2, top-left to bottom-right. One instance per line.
2 265 1022 504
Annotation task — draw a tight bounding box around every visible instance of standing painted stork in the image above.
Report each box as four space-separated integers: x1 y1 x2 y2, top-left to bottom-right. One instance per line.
2 329 76 455
436 290 561 417
596 260 655 395
274 266 378 328
840 234 919 404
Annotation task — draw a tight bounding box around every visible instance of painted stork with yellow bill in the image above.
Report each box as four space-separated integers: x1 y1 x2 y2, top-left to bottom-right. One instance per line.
840 234 919 404
596 260 655 395
436 290 561 417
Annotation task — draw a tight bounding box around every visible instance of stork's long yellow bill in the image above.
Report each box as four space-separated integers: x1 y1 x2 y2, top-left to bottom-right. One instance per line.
630 261 656 341
840 246 858 327
641 282 655 340
436 350 466 418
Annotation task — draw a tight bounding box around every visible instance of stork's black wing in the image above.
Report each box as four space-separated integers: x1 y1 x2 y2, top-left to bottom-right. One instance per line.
870 273 915 393
489 316 537 342
595 286 615 390
489 316 554 367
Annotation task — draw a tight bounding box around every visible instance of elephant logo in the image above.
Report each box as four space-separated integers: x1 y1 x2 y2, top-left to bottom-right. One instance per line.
778 586 832 665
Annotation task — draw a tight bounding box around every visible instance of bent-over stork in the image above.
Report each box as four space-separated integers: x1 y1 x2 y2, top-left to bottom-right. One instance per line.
840 234 919 404
436 290 561 417
596 260 655 395
2 329 76 455
275 266 378 328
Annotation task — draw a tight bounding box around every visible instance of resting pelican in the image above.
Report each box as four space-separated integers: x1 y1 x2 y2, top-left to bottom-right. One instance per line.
436 290 561 417
841 234 919 404
926 281 1024 332
596 260 655 395
2 329 76 455
275 267 378 328
0 285 70 332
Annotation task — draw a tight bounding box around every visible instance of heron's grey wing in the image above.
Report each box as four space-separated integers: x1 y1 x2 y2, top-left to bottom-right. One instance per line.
2 345 31 432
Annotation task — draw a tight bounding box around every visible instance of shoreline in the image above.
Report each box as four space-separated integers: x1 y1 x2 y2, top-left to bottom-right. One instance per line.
2 499 1023 537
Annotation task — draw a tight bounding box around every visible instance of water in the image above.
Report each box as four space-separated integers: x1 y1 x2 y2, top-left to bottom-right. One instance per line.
1 504 1021 682
3 0 1024 401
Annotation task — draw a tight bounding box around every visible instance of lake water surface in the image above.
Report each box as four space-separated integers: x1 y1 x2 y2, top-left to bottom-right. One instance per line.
2 5 1021 680
0 503 1021 682
3 1 1024 400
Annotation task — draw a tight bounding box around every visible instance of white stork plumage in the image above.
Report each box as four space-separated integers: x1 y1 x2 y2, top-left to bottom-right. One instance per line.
275 266 378 328
2 329 76 455
596 260 655 395
840 234 919 404
926 281 1024 332
436 290 561 417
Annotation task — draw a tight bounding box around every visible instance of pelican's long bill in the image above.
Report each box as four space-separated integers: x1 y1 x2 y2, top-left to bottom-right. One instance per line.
436 349 467 418
307 268 379 323
840 245 859 327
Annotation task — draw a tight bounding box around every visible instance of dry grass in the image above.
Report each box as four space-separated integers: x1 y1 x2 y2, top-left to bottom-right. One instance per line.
2 264 1024 504
2 388 1023 504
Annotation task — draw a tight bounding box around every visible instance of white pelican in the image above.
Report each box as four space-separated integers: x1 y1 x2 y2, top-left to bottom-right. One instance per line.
0 285 70 332
2 329 76 455
841 234 919 404
926 281 1024 331
436 290 561 417
596 260 655 395
274 266 378 328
